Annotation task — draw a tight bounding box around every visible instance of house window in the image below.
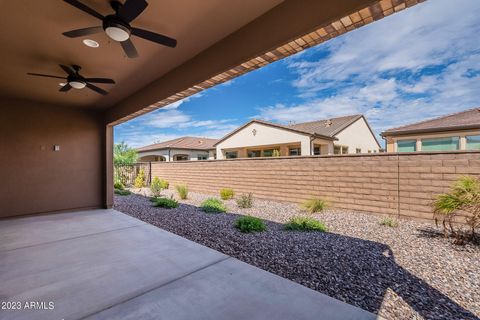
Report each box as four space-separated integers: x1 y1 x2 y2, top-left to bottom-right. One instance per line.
466 135 480 150
313 146 321 155
397 140 416 152
263 149 274 157
334 146 341 154
225 151 238 159
341 146 348 154
197 154 207 160
289 147 301 156
356 148 361 154
248 150 261 158
422 137 459 151
174 155 189 161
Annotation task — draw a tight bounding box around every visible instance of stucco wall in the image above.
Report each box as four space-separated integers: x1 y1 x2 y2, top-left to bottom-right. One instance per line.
335 117 380 153
138 148 212 161
151 151 480 222
216 122 311 159
0 99 104 218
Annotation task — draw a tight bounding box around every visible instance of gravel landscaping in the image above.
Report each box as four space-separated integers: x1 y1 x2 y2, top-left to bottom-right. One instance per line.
114 189 480 320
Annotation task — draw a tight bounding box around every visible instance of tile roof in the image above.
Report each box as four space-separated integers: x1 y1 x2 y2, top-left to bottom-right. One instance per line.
137 136 218 152
288 114 363 137
382 108 480 136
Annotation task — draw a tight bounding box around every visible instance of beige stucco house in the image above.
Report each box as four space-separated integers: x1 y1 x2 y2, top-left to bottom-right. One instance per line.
215 115 381 159
137 137 217 162
381 108 480 152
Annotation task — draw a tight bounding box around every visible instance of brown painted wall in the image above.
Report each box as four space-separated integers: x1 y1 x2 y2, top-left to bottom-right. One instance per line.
151 152 480 221
0 98 104 218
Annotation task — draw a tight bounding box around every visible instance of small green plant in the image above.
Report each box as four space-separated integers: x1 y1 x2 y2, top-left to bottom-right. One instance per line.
220 188 235 200
379 217 399 228
153 196 179 209
114 181 125 190
236 193 253 208
176 184 188 200
150 177 163 197
433 176 480 241
301 198 328 213
159 179 169 189
134 169 146 188
235 216 266 233
201 198 227 213
284 216 328 232
272 149 281 157
114 189 131 196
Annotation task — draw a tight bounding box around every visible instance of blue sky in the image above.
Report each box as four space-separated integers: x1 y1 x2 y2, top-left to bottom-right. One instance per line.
115 0 480 148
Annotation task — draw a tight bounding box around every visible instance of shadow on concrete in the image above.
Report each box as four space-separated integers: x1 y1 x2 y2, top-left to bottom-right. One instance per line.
115 194 478 319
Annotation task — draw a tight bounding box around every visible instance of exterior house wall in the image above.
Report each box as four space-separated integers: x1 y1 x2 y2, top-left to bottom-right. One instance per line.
152 151 480 222
385 129 480 152
216 122 313 159
335 117 380 153
0 98 104 218
138 149 212 162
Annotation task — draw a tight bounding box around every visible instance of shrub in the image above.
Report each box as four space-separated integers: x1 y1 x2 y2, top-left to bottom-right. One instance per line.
272 149 281 157
433 176 480 242
284 216 327 232
134 169 146 188
114 189 131 196
159 179 169 189
301 198 328 213
201 198 227 213
235 216 266 233
114 181 125 190
153 196 179 209
176 184 188 200
220 188 235 200
236 193 253 208
150 177 163 197
379 217 399 228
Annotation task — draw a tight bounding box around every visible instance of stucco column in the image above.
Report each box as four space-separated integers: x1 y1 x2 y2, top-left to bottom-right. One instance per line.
104 124 113 209
459 136 467 150
416 138 422 152
327 142 334 155
393 140 398 152
301 138 311 156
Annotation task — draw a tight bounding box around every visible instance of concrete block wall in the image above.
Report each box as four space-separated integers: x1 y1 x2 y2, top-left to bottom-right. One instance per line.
151 151 480 221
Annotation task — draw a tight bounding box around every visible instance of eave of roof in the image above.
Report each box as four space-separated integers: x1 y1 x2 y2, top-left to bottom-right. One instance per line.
381 124 480 137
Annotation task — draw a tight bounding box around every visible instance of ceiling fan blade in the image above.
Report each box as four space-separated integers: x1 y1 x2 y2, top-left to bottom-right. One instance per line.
63 0 104 20
27 73 66 80
63 26 102 38
86 83 108 95
120 39 139 58
85 78 115 84
59 84 72 92
117 0 148 23
131 28 177 48
59 64 76 76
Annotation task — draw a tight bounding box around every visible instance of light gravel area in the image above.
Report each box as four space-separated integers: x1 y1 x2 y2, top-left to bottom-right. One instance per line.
115 188 480 320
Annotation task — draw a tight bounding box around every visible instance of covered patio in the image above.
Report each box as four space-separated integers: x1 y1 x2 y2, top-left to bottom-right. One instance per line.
0 0 425 319
0 209 374 320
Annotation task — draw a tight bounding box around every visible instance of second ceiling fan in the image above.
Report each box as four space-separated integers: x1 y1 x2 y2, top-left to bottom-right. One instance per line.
62 0 177 58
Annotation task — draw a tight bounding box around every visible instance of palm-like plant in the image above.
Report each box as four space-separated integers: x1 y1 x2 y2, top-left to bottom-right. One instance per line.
433 176 480 241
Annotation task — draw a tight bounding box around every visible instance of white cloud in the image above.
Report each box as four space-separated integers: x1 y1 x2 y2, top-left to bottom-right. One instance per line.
257 0 480 140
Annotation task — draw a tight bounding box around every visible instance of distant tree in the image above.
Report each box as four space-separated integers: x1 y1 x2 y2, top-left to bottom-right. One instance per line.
114 142 138 165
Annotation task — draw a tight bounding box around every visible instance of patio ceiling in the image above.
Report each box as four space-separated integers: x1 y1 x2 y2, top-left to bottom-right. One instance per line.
0 0 283 109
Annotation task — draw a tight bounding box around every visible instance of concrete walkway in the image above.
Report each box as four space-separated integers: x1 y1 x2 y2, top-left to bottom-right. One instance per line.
0 209 376 320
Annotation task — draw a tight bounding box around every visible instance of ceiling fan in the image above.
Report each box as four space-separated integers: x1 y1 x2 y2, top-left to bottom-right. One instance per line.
27 64 115 95
62 0 177 58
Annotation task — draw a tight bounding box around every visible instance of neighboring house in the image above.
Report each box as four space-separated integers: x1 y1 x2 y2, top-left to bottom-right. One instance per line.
137 137 218 162
381 108 480 153
215 115 381 159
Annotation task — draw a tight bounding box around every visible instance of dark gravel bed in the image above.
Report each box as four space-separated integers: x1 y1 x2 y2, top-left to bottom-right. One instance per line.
114 191 480 320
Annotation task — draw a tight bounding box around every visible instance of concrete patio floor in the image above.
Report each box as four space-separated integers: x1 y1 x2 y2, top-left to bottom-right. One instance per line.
0 209 376 320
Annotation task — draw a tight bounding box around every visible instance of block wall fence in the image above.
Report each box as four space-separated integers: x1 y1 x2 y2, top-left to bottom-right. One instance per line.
150 151 480 221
